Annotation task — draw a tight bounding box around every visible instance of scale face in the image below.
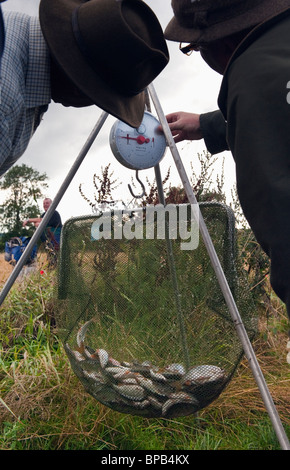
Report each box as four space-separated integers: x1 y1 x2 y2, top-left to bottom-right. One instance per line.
109 111 167 170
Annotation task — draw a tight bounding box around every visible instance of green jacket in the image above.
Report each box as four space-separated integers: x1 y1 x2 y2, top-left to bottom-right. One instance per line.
216 8 290 307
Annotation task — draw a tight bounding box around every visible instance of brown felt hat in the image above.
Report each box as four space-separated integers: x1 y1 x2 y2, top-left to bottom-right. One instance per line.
39 0 169 127
165 0 290 45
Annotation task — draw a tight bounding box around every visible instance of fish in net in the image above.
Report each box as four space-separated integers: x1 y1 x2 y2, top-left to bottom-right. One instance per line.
54 203 257 418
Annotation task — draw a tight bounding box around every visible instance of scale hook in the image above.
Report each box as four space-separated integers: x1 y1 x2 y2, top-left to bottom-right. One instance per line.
128 170 146 199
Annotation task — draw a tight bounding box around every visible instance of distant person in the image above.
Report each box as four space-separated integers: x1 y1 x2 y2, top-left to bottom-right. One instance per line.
23 197 62 251
0 0 169 176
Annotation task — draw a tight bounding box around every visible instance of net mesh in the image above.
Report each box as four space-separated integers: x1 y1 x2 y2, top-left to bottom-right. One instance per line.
55 202 257 418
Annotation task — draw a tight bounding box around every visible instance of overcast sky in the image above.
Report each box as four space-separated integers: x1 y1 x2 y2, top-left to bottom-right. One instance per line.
1 0 234 222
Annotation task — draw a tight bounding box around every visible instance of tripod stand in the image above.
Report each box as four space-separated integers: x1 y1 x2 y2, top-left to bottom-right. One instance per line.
0 83 289 449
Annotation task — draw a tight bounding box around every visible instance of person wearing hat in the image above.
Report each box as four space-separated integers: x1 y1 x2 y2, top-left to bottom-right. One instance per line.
161 0 290 323
0 0 169 177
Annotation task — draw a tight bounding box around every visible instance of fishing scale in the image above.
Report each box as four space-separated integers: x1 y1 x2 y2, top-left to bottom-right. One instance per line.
109 111 166 170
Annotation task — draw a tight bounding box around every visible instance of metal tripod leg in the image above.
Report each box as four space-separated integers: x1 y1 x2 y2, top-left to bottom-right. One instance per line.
148 83 290 450
0 111 109 307
145 91 190 370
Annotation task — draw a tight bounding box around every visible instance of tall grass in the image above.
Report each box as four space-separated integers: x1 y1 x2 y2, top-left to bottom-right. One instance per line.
0 267 289 450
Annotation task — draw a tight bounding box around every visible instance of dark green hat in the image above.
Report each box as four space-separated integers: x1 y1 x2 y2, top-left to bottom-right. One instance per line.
165 0 290 45
39 0 169 127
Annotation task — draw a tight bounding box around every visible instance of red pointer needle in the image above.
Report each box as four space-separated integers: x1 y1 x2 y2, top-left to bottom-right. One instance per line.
120 134 150 144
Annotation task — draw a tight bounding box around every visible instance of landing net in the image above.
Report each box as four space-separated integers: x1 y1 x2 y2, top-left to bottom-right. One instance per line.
55 202 257 418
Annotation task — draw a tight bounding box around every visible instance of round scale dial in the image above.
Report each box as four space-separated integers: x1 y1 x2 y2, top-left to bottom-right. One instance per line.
109 111 166 170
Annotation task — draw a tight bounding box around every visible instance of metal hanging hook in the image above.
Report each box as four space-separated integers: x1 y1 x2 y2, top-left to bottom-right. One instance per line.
128 170 146 199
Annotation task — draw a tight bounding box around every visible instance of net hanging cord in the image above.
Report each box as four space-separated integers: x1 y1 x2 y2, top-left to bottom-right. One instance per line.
144 90 190 370
147 83 290 450
154 164 190 371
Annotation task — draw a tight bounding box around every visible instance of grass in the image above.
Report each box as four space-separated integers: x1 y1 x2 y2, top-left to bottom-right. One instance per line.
0 257 289 451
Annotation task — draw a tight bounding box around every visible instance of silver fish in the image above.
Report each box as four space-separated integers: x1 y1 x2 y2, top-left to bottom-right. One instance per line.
90 348 109 368
149 369 167 382
113 384 145 401
76 320 93 350
104 366 130 376
92 385 118 403
136 376 172 397
169 391 198 401
121 377 139 385
64 344 89 380
121 361 132 367
162 392 198 417
130 365 152 377
108 357 122 367
64 343 85 362
162 364 185 380
78 359 104 373
104 366 137 382
182 365 225 386
141 361 153 367
136 377 162 395
114 370 138 381
82 369 105 382
147 396 163 410
130 399 151 410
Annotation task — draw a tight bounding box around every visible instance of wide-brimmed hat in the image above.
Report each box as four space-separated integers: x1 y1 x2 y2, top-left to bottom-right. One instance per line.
165 0 290 45
39 0 169 127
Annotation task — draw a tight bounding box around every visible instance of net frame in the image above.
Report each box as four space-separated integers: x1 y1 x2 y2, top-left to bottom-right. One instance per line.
55 202 257 418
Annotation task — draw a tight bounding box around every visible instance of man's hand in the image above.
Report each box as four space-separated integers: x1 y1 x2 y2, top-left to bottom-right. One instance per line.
158 112 203 143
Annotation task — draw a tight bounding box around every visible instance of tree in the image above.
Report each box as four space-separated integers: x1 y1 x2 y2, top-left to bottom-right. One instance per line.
0 164 48 237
